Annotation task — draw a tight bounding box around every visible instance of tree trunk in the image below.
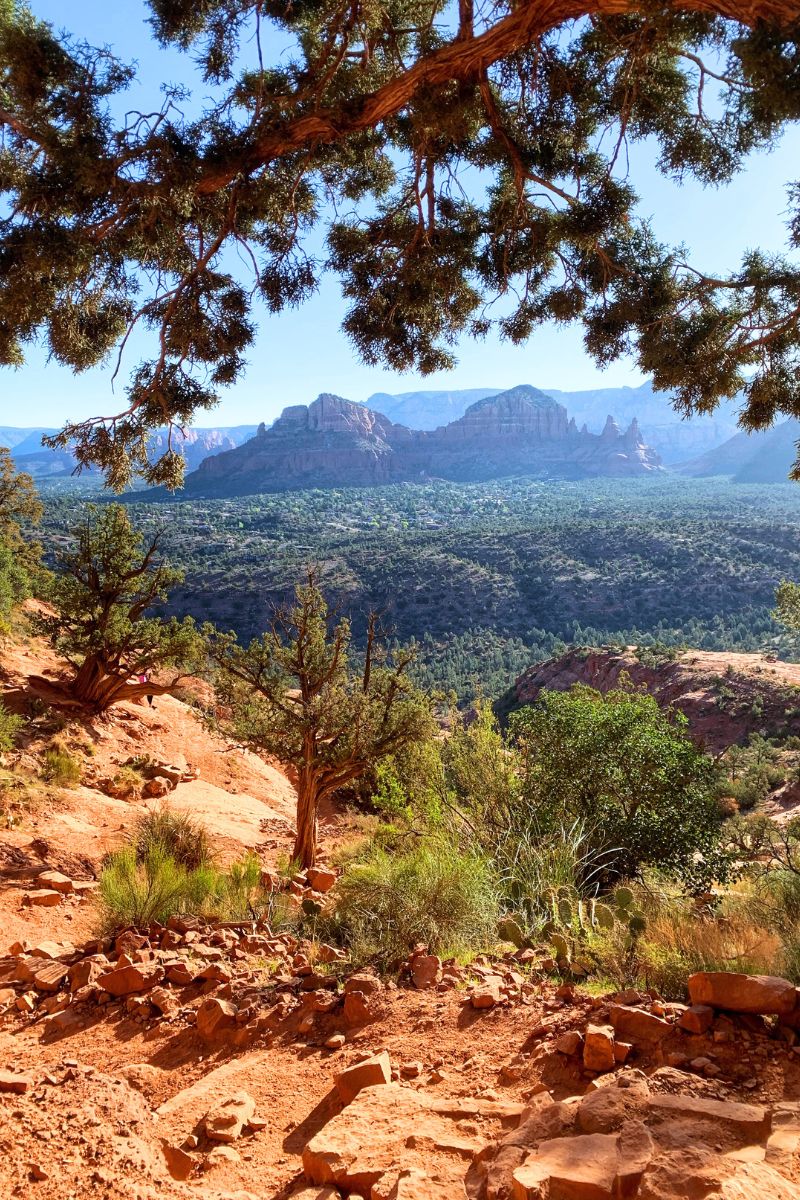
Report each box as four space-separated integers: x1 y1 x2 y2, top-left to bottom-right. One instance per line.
292 770 319 869
68 655 175 712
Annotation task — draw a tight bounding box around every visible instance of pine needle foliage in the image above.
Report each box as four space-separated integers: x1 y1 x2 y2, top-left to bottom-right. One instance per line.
3 3 800 483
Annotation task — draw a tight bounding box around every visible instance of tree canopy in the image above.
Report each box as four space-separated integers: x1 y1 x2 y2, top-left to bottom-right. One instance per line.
2 1 800 485
35 503 200 710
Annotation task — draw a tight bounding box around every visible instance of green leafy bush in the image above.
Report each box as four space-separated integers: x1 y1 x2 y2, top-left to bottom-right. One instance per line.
329 839 499 966
41 748 81 786
510 684 725 890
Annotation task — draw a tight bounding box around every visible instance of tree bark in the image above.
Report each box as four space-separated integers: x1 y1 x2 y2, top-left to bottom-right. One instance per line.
195 0 800 194
68 654 177 712
293 769 319 869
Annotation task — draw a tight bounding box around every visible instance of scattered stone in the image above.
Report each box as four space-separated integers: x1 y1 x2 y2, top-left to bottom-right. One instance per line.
583 1024 616 1073
96 963 163 997
196 997 238 1041
325 1033 346 1050
204 1091 257 1143
161 1141 195 1180
306 867 337 893
335 1051 392 1105
472 979 501 1009
609 1004 672 1046
0 1069 32 1094
555 1031 583 1056
411 954 442 990
680 1004 715 1035
32 960 70 993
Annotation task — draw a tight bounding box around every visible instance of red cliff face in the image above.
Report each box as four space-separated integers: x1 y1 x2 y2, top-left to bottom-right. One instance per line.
507 646 800 751
188 385 663 494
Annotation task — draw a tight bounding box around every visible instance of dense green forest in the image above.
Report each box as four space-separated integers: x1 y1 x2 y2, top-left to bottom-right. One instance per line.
38 476 800 701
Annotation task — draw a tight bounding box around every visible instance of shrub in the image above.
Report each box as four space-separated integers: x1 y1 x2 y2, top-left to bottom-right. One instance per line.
510 685 725 890
132 806 212 870
329 838 499 966
98 843 222 930
41 748 81 786
222 852 268 920
0 701 23 753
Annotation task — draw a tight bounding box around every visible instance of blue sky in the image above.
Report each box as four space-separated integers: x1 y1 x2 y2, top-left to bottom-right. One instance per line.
5 1 800 427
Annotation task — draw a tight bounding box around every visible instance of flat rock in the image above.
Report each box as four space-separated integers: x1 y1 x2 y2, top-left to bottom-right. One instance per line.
648 1094 771 1141
96 963 164 997
335 1051 391 1105
25 889 62 907
688 972 797 1016
513 1124 654 1199
303 1082 522 1196
203 1091 257 1143
36 870 74 894
610 1005 672 1046
577 1076 650 1133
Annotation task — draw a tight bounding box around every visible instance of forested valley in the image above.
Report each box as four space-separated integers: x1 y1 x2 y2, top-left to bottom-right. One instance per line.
39 475 800 701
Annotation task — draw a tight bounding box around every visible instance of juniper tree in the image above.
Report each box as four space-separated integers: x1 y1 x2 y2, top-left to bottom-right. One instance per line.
208 571 435 867
3 2 800 484
35 503 200 711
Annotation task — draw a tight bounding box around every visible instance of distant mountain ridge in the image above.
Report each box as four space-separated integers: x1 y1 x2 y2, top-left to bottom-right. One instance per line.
367 381 740 463
678 418 800 482
183 385 662 496
7 425 258 479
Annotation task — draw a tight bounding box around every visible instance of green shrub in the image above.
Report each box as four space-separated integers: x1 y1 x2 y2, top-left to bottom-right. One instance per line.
0 701 23 753
99 843 222 930
41 748 81 786
329 838 499 966
222 852 267 920
132 806 213 870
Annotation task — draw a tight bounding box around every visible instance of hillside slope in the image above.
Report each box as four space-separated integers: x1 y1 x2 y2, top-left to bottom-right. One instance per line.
503 646 800 751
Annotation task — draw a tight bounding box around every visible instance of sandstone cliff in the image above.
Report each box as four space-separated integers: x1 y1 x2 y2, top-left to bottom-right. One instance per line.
186 384 662 495
501 645 800 751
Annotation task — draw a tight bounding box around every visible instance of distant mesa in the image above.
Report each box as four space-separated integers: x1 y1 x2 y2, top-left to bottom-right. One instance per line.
183 384 663 496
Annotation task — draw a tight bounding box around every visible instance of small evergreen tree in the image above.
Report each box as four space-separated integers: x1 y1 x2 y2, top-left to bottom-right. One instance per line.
208 571 435 867
0 446 42 630
35 504 199 711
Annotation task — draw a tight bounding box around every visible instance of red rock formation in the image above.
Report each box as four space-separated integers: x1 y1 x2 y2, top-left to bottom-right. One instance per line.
188 385 663 494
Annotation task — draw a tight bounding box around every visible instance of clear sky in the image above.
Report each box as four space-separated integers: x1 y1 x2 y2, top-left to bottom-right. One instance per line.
4 1 800 427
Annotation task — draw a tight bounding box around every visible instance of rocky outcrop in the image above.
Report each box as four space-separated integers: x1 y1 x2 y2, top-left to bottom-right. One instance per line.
503 646 800 751
185 385 662 495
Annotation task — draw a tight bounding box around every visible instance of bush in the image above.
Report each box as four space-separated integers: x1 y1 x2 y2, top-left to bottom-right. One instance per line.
41 748 81 786
0 701 23 753
99 842 222 930
510 684 725 890
329 838 499 966
132 806 213 870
